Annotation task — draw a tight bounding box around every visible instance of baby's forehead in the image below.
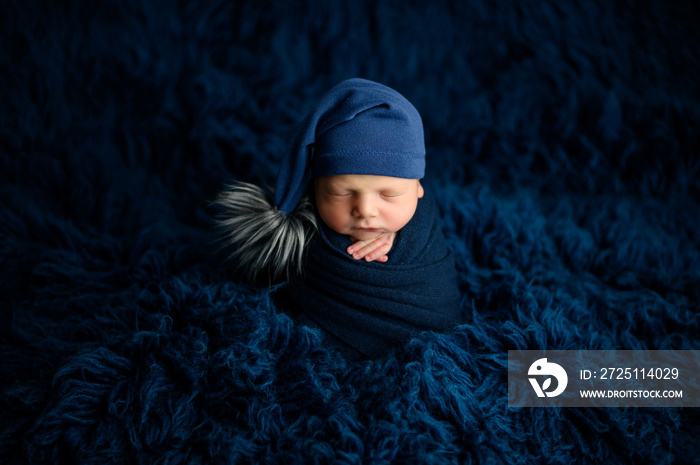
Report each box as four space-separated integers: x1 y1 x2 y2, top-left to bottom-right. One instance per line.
317 174 419 189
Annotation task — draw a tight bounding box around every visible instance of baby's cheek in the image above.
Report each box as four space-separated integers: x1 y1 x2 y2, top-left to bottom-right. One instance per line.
326 219 349 235
388 204 416 231
318 207 350 234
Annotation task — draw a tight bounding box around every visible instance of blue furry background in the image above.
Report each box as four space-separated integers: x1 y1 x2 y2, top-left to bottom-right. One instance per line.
2 0 699 463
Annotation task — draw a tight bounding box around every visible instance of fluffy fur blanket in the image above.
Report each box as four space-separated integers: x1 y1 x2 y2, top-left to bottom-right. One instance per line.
1 0 699 463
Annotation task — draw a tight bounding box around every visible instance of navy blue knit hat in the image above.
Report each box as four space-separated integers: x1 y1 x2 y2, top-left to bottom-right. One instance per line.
275 78 426 214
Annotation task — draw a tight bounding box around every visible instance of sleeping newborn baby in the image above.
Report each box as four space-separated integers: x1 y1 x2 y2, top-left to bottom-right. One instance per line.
315 173 424 263
216 78 462 360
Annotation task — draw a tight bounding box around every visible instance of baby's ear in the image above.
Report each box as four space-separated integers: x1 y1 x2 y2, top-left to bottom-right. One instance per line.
417 180 424 198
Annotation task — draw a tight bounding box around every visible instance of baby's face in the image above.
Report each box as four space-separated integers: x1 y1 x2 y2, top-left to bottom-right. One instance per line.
315 175 424 242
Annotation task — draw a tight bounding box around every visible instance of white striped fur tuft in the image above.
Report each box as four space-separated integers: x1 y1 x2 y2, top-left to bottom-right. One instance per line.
214 182 317 281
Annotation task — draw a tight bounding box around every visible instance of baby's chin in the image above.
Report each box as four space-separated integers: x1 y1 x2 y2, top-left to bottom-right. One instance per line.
348 229 388 242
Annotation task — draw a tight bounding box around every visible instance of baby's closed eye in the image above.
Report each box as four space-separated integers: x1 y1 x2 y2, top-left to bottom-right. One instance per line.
380 191 404 198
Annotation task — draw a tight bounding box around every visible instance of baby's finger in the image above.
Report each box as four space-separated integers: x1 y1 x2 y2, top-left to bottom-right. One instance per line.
347 241 367 255
349 240 380 260
364 244 390 262
351 243 378 259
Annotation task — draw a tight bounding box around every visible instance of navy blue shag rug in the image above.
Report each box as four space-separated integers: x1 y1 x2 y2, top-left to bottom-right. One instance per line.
2 1 699 463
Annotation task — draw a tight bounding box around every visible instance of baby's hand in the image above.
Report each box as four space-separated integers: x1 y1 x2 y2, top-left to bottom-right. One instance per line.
347 232 396 263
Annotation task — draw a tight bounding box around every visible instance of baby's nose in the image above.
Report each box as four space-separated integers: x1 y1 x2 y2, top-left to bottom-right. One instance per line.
353 196 378 218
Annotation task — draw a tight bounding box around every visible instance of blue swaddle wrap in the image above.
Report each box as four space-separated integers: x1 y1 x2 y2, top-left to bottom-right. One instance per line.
285 194 462 360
